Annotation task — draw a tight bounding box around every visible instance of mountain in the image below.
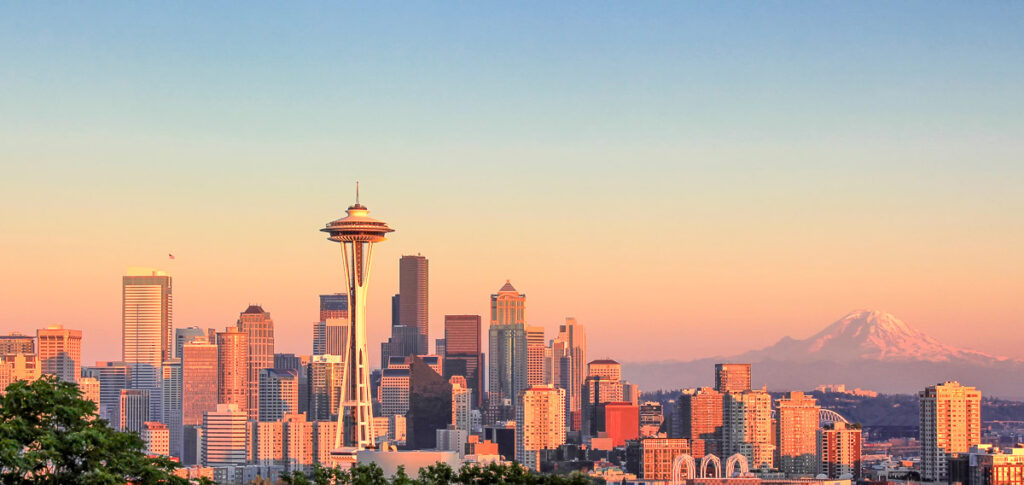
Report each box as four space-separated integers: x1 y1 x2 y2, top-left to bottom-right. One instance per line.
622 310 1024 399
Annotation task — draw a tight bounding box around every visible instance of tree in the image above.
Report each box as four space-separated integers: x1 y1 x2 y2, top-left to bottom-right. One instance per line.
0 376 190 484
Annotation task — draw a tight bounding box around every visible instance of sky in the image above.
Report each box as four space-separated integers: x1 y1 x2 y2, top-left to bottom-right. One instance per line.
1 2 1023 367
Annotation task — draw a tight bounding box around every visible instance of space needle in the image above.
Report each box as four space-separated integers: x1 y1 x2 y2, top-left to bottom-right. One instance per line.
321 184 393 456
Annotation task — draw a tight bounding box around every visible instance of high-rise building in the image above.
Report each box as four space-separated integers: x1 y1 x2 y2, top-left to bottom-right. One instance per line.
435 339 446 358
122 268 172 406
314 294 349 357
37 325 81 383
0 332 34 355
181 337 218 427
312 420 339 465
309 355 344 421
259 368 299 422
321 192 394 452
82 361 131 425
142 421 170 456
78 376 101 410
319 293 349 321
161 359 183 458
237 305 275 420
525 326 545 387
604 402 640 447
723 389 774 469
582 361 624 438
216 327 248 415
443 314 483 407
676 387 723 457
0 354 40 394
920 381 982 481
639 401 665 437
640 438 690 481
405 356 452 450
516 385 566 471
488 281 527 421
378 367 411 417
275 353 311 416
399 255 429 355
588 359 622 381
450 375 471 433
203 403 248 467
551 318 586 431
715 363 751 393
776 391 820 477
120 389 151 433
174 327 208 360
818 422 862 480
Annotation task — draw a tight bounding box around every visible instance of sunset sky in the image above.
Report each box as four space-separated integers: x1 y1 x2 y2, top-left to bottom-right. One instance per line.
2 2 1023 367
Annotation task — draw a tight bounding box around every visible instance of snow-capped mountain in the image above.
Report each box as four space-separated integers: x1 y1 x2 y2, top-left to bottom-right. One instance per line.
738 310 1010 364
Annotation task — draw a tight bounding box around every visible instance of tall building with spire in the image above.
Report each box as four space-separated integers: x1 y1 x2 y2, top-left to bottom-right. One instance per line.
122 268 172 419
399 255 429 355
320 188 394 453
488 281 527 421
237 305 274 420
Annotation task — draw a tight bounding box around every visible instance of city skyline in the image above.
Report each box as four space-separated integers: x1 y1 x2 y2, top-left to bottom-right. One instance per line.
3 2 1024 368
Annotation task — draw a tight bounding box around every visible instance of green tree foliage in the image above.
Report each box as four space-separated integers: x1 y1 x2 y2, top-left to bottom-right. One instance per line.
0 376 192 484
278 462 594 485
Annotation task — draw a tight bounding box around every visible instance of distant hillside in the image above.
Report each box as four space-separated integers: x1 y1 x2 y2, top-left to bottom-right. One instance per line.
624 310 1024 399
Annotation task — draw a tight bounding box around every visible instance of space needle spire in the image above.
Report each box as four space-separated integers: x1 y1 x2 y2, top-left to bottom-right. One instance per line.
321 185 394 456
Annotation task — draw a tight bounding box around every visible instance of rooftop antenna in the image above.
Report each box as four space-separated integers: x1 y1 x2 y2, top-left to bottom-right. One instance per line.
356 181 360 205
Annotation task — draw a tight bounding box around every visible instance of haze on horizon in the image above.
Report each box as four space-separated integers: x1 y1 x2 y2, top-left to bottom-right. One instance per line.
1 2 1022 366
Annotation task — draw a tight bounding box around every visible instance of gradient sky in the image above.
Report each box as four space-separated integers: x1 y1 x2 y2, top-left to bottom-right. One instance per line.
2 2 1023 367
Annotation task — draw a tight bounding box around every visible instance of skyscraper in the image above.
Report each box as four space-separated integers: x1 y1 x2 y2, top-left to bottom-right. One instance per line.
552 317 586 431
122 268 172 398
237 305 275 420
120 388 151 433
142 421 170 456
181 337 218 427
399 255 429 355
216 327 248 415
36 324 81 383
776 391 820 477
516 385 566 471
82 361 131 425
161 359 183 458
174 327 208 360
715 363 751 393
378 367 411 417
723 389 774 469
525 326 545 387
320 191 394 452
314 294 348 356
676 387 723 457
443 314 483 407
488 281 527 421
309 354 344 421
818 422 862 480
920 381 982 481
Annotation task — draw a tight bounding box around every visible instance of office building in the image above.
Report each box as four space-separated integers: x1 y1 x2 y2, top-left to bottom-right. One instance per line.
406 357 452 450
259 368 299 422
161 359 183 457
488 281 527 421
122 268 172 407
525 326 545 387
174 327 208 360
120 389 151 433
817 422 862 480
318 293 349 321
379 367 411 417
237 305 275 420
216 327 248 414
82 361 131 425
516 385 566 471
309 355 344 421
275 353 311 416
920 381 982 481
314 294 348 357
0 353 40 393
399 255 429 355
37 324 81 383
640 438 691 481
776 391 820 477
181 337 218 426
949 444 1024 485
604 402 640 447
203 403 248 467
639 401 665 437
443 314 483 407
551 318 586 431
451 375 471 433
715 363 751 393
78 376 101 409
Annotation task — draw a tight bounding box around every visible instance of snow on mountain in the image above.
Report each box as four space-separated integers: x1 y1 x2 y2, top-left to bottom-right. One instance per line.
739 310 1010 365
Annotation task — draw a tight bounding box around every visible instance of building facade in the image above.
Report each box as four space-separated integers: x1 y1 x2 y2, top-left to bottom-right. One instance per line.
37 324 81 383
776 391 820 477
516 385 566 471
920 381 982 481
236 305 275 420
